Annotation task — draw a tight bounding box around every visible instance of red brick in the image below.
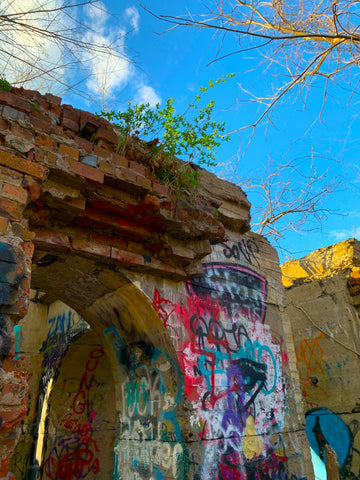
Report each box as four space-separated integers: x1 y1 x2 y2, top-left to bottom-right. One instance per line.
63 117 79 132
74 135 93 153
32 148 45 164
78 207 152 240
0 199 24 220
2 183 28 204
98 161 116 177
94 145 112 158
12 87 36 98
116 166 137 184
127 239 153 256
164 245 195 261
28 115 52 134
110 247 144 267
0 151 48 180
72 238 111 258
0 406 27 429
11 123 33 142
96 125 118 144
20 276 31 294
0 118 8 131
35 133 58 150
31 100 49 114
80 112 101 132
44 92 62 105
136 174 152 191
90 232 127 250
58 144 79 160
6 294 29 318
67 158 104 184
129 160 147 176
112 153 128 167
33 229 70 251
2 382 27 401
0 457 9 478
23 175 43 201
152 180 168 196
0 215 8 233
21 241 34 257
142 257 185 279
97 139 115 151
2 357 28 373
46 151 58 165
49 102 61 117
0 166 23 186
0 91 31 113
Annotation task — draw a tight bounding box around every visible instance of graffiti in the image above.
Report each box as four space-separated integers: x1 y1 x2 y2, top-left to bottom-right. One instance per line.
219 239 260 269
71 346 104 415
45 346 105 479
187 264 267 323
21 308 90 478
294 334 329 408
152 288 176 331
44 429 100 480
105 325 185 480
306 409 360 480
0 314 11 356
14 324 21 359
42 310 88 371
169 263 287 479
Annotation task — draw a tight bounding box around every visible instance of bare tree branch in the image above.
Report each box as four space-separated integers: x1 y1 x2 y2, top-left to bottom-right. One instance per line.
149 1 360 130
0 0 132 98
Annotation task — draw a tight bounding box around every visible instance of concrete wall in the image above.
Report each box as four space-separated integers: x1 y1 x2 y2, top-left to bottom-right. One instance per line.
283 239 360 479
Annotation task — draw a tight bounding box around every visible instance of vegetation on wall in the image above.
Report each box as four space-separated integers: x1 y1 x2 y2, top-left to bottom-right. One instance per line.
99 75 234 195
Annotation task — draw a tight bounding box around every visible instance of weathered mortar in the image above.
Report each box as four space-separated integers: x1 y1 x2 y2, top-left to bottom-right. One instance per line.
282 238 360 479
0 87 313 480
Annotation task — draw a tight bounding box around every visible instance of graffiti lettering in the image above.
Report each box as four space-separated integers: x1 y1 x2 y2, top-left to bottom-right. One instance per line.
177 264 286 479
44 434 100 480
220 239 260 269
294 334 329 407
106 325 185 480
188 264 267 323
71 346 104 415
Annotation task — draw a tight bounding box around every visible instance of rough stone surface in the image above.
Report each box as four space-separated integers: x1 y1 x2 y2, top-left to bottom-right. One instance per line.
282 238 360 480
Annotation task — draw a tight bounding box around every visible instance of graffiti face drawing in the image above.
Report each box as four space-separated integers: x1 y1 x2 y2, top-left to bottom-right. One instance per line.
181 264 285 479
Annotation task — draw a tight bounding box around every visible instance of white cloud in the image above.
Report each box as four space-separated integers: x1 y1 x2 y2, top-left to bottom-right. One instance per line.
0 1 161 109
125 7 140 33
81 4 137 103
134 84 161 107
85 1 109 26
0 0 65 92
329 228 359 241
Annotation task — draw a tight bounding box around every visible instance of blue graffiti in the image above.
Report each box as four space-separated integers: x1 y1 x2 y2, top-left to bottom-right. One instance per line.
306 408 351 467
13 325 21 359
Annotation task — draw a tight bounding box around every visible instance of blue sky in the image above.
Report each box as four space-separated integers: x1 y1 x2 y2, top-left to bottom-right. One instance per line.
2 0 359 261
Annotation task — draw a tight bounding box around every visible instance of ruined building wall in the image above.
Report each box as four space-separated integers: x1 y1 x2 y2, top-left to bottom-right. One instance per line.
0 87 313 480
282 238 360 480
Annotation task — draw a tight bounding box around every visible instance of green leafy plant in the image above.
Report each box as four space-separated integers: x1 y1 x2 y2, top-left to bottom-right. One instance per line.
0 77 11 92
99 74 234 195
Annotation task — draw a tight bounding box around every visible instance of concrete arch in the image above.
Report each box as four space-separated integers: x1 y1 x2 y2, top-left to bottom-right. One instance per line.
11 246 183 480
